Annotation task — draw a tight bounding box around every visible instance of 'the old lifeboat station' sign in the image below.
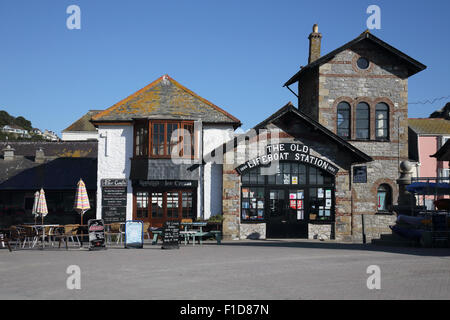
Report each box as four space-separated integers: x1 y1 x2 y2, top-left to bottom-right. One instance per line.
235 143 338 176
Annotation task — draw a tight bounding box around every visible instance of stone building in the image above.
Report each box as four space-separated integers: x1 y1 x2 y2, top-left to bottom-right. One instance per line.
221 26 426 242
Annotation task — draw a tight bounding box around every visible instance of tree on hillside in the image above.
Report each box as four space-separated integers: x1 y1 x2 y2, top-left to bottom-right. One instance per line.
0 110 15 127
14 116 32 130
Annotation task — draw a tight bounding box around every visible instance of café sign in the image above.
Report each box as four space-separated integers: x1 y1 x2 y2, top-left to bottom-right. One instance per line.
236 143 339 176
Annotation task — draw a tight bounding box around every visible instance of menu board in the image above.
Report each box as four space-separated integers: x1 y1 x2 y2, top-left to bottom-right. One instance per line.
162 221 180 250
88 219 106 250
125 221 144 249
101 179 127 223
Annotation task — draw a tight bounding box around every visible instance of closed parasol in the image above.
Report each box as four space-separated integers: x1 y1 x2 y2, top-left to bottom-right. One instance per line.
36 188 48 248
74 179 90 225
32 191 40 225
36 188 48 224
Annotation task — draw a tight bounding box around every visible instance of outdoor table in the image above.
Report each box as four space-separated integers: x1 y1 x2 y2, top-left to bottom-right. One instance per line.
33 225 60 248
179 230 198 246
181 222 207 245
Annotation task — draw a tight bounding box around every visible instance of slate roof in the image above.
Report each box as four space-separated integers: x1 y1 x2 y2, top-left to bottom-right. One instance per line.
92 75 241 127
284 31 426 87
63 110 102 132
0 158 97 190
0 141 97 158
408 118 450 135
0 141 97 190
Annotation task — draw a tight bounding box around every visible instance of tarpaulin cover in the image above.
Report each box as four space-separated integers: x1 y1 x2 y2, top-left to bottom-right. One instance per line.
406 182 450 195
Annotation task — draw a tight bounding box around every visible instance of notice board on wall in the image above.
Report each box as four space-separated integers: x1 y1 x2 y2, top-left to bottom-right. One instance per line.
353 166 367 183
101 179 127 223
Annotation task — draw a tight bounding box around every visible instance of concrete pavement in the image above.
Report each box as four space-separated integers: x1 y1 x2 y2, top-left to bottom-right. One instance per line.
1 239 449 299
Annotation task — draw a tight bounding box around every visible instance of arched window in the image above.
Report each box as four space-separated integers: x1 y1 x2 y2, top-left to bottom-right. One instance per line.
356 102 370 140
337 102 351 139
375 103 389 140
377 184 392 212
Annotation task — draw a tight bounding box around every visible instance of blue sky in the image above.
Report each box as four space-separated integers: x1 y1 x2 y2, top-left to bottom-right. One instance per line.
0 0 449 135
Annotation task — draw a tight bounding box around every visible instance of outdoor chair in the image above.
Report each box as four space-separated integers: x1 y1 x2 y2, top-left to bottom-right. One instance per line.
51 226 69 250
64 224 81 247
21 226 39 248
143 222 151 240
105 223 124 245
9 226 25 249
44 226 56 247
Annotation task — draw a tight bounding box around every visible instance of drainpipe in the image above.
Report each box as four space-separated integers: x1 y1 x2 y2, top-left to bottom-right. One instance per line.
200 122 205 220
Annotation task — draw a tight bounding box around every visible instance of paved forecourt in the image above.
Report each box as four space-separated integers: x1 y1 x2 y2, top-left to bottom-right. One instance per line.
0 239 449 300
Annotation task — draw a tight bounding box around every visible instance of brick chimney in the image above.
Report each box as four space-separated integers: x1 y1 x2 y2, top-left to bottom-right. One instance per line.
2 145 15 161
308 24 322 64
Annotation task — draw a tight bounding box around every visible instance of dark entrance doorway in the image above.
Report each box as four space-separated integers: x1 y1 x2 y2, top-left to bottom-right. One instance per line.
240 161 335 239
266 188 307 238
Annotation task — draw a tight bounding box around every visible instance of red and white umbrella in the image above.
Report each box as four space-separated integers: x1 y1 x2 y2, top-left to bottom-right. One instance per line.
36 188 48 248
36 188 48 224
74 179 90 225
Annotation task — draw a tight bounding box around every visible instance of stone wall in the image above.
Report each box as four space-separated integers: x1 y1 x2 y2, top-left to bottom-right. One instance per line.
222 125 355 241
352 214 397 243
301 42 410 240
240 223 266 240
222 158 241 240
308 223 332 240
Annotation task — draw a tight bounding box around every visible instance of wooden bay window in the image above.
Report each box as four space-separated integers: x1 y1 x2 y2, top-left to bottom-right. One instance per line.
134 120 196 158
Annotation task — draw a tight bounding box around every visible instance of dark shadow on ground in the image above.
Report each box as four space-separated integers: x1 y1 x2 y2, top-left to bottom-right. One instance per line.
214 239 450 257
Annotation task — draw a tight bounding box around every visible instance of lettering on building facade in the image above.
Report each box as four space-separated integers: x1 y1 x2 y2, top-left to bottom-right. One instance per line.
236 143 339 176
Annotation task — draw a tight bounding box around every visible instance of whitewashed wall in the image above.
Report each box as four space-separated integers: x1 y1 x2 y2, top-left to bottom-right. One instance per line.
96 125 134 221
96 123 235 221
202 124 235 219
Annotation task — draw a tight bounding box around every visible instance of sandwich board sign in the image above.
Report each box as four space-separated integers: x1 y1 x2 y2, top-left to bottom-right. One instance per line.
125 220 144 249
88 219 106 250
162 221 180 250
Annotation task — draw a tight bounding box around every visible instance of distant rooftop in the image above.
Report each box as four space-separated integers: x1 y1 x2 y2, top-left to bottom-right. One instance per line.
63 110 103 132
409 118 450 135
